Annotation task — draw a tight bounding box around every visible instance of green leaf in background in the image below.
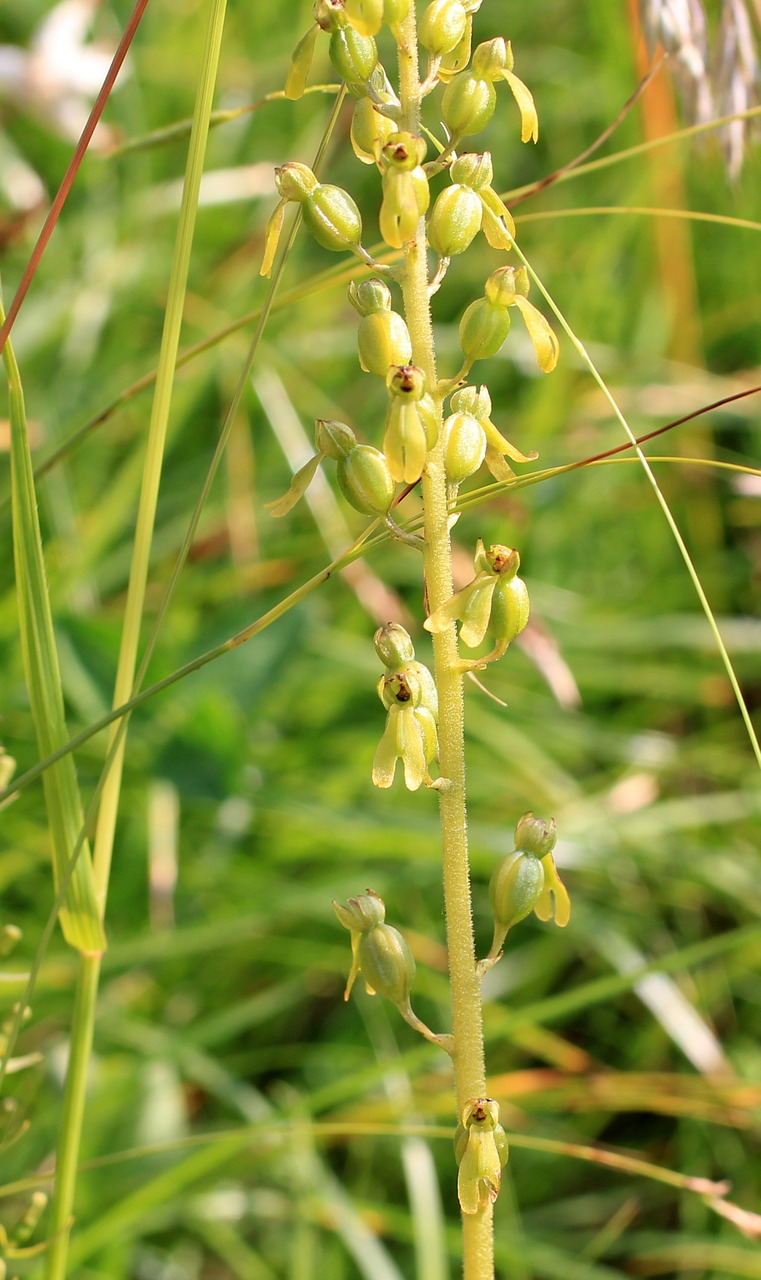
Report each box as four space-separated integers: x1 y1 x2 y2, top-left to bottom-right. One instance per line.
2 301 105 955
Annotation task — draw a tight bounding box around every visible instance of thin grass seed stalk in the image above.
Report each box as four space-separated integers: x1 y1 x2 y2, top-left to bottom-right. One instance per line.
272 3 564 1275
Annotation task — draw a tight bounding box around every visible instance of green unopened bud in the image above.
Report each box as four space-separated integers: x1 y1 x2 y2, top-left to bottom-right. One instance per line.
349 278 392 316
314 0 344 31
419 0 468 56
471 36 509 80
350 96 397 164
515 812 557 858
374 623 414 667
455 1098 509 1216
450 384 491 418
329 24 378 91
315 418 356 460
485 264 529 308
337 444 396 513
458 296 511 364
450 150 494 190
442 71 496 138
334 888 386 935
428 184 483 257
274 161 319 202
442 410 486 483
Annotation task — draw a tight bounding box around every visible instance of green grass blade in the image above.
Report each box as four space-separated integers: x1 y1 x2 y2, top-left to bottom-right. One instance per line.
1 301 105 954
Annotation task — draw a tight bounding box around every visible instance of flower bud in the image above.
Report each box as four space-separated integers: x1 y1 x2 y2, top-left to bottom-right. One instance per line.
337 445 396 514
315 418 356 460
458 296 511 364
450 383 491 418
442 410 487 483
471 36 509 80
419 0 468 56
329 24 378 91
350 97 397 165
334 888 386 934
274 162 319 202
374 622 415 667
485 265 529 308
314 0 344 31
514 812 557 858
489 849 545 931
442 72 496 137
450 150 494 190
428 184 483 257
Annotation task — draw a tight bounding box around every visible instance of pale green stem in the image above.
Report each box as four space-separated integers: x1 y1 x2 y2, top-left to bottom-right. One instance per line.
43 4 228 1276
396 11 493 1278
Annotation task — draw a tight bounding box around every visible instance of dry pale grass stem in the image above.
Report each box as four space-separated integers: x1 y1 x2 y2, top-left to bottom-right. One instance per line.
639 0 761 176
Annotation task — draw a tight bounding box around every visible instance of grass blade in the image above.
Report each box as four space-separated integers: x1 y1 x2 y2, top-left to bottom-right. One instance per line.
1 300 105 954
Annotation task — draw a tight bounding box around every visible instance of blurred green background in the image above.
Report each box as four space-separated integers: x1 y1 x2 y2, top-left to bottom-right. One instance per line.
1 0 760 1276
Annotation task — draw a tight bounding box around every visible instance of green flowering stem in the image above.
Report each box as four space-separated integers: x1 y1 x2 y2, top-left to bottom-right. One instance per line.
396 8 494 1278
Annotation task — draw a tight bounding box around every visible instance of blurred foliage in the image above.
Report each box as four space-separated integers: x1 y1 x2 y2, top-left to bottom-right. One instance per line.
0 0 760 1276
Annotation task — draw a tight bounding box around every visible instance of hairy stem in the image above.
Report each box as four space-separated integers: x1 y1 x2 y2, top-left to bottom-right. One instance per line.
396 11 493 1278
